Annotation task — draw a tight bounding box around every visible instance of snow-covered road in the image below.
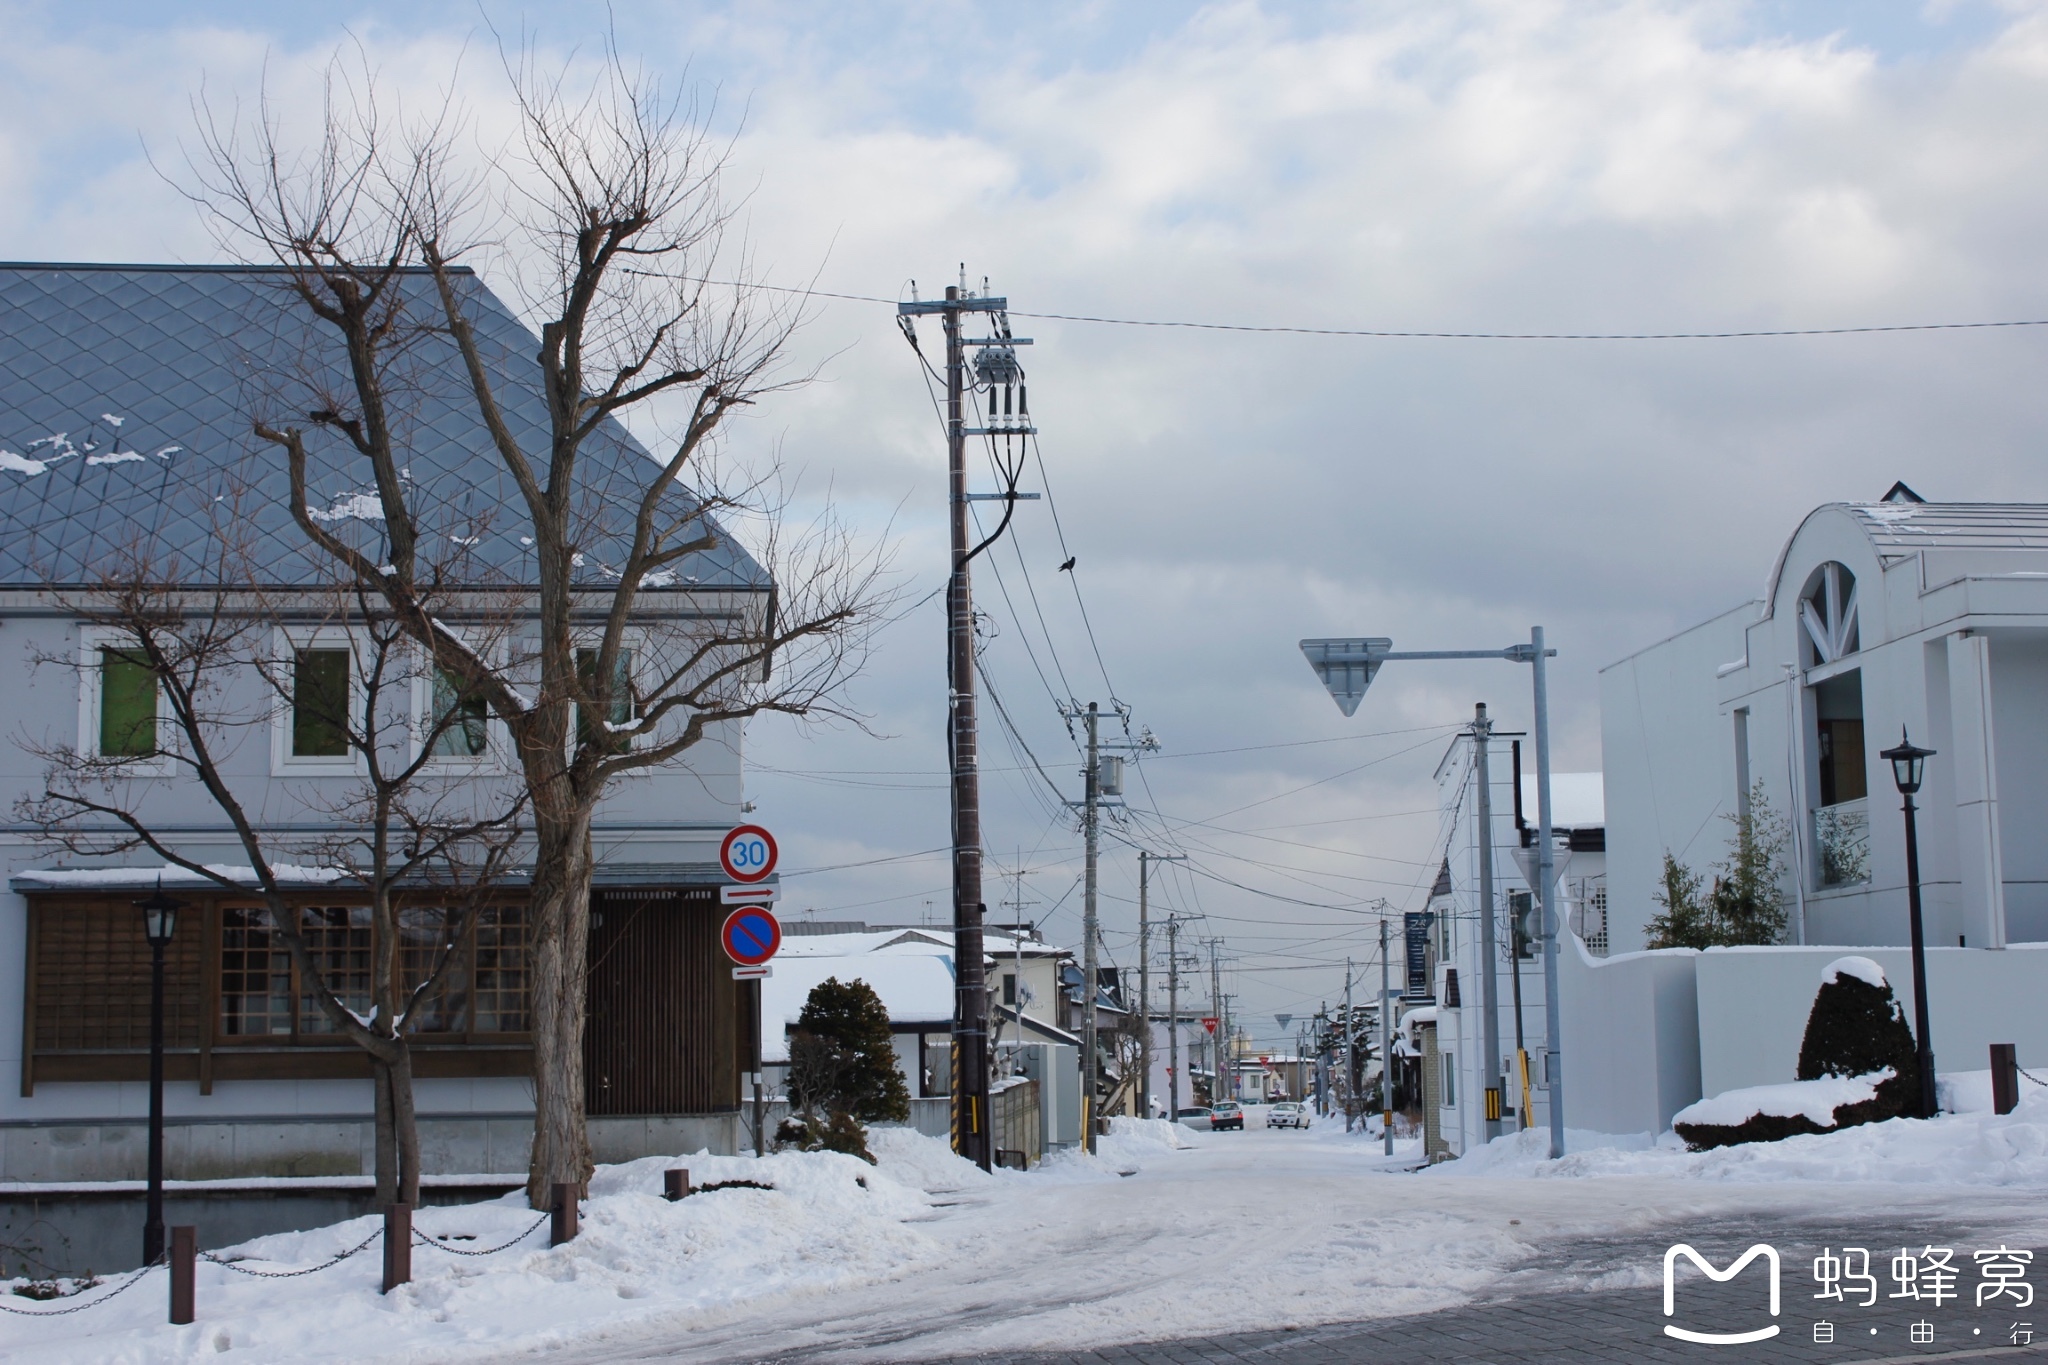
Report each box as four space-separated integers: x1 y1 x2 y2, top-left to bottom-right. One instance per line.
535 1113 2048 1364
14 1104 2048 1363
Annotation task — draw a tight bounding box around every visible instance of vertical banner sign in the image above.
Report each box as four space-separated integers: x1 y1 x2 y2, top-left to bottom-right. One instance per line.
1404 911 1435 1000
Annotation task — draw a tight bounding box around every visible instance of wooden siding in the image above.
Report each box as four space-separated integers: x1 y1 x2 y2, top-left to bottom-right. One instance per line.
585 889 738 1115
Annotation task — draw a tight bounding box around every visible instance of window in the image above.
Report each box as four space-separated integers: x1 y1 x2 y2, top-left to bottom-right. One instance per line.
298 906 373 1033
397 904 470 1033
98 648 158 757
1799 562 1860 667
291 648 351 758
1814 671 1867 806
576 647 635 750
428 667 490 759
1442 1050 1457 1109
471 905 529 1033
1003 973 1017 1006
220 908 293 1037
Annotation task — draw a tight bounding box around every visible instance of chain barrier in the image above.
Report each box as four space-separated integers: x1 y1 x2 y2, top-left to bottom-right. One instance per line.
0 1253 164 1318
200 1228 381 1279
2018 1065 2048 1089
413 1212 551 1257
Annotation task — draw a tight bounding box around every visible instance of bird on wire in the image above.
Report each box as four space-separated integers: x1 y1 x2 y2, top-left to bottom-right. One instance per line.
1058 556 1076 573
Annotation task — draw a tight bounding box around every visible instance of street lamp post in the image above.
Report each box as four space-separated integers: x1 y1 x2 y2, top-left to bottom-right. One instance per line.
1880 729 1939 1120
1301 629 1567 1160
136 883 184 1266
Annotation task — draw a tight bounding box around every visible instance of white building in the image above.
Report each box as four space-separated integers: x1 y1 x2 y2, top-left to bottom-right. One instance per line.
1420 720 1604 1158
1602 490 2048 953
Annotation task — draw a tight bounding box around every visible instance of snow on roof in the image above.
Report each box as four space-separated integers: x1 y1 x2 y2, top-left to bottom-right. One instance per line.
1518 772 1604 830
12 862 352 890
775 930 950 959
760 953 957 1063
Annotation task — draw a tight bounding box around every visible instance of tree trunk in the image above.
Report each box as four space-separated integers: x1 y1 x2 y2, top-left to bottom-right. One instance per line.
373 1058 397 1207
391 1043 423 1207
526 808 595 1208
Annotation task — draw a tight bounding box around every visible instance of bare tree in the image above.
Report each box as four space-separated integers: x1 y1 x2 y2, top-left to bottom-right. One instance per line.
186 49 888 1205
18 520 526 1206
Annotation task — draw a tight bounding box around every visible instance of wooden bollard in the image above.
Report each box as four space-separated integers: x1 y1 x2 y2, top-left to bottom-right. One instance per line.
1992 1043 2020 1115
550 1183 579 1246
663 1168 690 1202
169 1226 196 1325
383 1203 412 1293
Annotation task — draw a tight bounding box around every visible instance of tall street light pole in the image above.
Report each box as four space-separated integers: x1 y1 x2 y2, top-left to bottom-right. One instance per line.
1881 729 1939 1120
136 883 184 1266
1301 630 1567 1160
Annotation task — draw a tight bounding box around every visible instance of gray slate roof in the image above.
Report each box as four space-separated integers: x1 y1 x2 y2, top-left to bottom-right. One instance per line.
0 263 768 593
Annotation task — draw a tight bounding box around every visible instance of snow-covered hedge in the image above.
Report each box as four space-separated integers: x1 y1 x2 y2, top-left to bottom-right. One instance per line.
1672 1069 1894 1149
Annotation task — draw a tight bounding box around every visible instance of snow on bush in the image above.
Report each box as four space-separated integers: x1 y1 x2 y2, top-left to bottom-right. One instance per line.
1823 955 1886 988
1434 1087 2048 1187
0 1134 985 1364
1672 1071 1894 1149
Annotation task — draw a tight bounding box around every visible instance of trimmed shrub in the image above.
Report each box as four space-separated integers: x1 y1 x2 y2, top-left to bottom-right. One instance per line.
1797 959 1919 1120
796 977 911 1123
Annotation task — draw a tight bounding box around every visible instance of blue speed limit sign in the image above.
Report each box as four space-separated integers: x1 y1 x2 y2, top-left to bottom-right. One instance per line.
719 824 777 883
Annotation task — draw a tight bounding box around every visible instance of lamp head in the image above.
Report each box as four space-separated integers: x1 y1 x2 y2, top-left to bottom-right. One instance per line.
136 879 185 948
1880 728 1936 796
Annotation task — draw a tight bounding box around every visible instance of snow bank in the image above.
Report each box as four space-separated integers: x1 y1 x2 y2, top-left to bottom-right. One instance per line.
1822 955 1887 988
1034 1117 1191 1180
0 1134 986 1363
1671 1070 1889 1129
1431 1088 2048 1186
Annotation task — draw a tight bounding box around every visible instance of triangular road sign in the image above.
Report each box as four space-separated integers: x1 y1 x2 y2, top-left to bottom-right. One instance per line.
1299 638 1392 717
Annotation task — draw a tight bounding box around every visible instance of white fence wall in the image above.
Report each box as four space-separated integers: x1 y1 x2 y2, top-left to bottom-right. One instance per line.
1693 942 2048 1097
1559 935 1702 1136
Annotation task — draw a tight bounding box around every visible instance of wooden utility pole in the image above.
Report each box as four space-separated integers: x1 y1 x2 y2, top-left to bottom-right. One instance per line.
1167 915 1182 1119
900 282 1008 1171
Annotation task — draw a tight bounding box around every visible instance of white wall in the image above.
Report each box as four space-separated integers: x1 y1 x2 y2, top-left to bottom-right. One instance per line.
1558 935 1701 1135
1599 603 1756 954
1694 943 2048 1097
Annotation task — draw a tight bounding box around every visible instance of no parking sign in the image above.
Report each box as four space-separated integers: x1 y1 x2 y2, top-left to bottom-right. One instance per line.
722 906 782 968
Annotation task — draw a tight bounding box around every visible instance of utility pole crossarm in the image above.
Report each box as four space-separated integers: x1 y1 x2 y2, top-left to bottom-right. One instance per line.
898 297 1008 315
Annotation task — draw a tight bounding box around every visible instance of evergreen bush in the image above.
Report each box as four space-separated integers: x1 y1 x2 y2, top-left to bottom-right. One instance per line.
796 977 911 1123
1796 959 1919 1119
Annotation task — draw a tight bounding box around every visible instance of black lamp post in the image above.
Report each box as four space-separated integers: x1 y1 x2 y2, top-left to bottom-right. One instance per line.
136 882 184 1265
1880 730 1939 1119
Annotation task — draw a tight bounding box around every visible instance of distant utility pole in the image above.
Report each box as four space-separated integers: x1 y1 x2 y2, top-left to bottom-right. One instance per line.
1472 704 1503 1143
1081 703 1102 1153
1343 959 1356 1132
1206 938 1224 1105
996 855 1035 1057
1380 917 1393 1156
1167 916 1183 1119
1137 850 1186 1121
898 276 1024 1173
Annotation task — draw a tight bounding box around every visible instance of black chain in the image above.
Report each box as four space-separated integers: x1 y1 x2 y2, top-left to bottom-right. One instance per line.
202 1228 381 1278
0 1254 162 1317
2018 1065 2048 1089
414 1212 551 1257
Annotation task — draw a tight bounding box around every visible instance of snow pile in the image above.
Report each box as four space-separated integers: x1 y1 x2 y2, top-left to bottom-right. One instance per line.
0 1137 979 1363
1822 955 1886 988
1035 1117 1191 1180
1671 1070 1890 1129
1433 1087 2048 1186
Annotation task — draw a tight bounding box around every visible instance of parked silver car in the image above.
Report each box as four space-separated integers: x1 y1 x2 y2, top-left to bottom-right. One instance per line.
1175 1106 1214 1130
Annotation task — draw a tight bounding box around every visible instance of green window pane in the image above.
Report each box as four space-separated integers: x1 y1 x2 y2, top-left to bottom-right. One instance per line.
292 648 350 758
430 667 490 757
575 648 634 749
98 648 157 757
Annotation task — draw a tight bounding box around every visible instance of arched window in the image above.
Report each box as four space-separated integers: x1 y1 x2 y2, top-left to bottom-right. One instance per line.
1798 562 1859 667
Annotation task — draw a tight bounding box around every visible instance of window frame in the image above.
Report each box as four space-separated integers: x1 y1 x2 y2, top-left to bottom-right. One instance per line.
573 633 645 755
76 625 174 775
270 627 368 776
410 637 510 772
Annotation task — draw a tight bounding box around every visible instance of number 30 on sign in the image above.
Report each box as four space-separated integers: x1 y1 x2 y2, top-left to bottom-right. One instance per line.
720 825 778 883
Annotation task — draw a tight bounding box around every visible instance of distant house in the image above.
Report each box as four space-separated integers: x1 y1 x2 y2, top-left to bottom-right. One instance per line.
0 263 764 1181
1417 724 1604 1159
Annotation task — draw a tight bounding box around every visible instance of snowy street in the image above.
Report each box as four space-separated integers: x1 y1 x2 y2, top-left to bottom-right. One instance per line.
10 1105 2048 1361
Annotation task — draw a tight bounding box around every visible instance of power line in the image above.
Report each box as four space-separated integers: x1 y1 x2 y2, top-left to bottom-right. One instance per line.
693 277 2048 343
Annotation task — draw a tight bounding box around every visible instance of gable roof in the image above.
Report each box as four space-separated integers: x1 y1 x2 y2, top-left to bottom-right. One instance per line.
0 263 768 593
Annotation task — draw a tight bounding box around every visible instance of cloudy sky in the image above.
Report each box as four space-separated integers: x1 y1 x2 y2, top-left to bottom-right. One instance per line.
7 0 2048 1047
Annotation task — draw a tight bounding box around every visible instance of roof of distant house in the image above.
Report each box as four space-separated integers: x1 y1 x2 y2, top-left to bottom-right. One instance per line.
0 263 767 593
